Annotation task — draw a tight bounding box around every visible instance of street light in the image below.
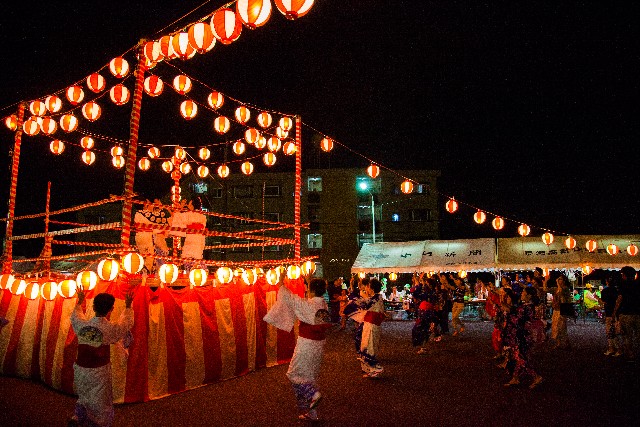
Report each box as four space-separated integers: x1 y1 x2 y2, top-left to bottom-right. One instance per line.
358 181 376 244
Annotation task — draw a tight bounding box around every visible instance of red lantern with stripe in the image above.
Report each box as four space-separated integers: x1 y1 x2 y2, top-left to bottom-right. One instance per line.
367 164 380 179
122 252 144 274
518 224 531 236
111 146 124 157
197 165 210 178
82 102 102 121
199 147 210 160
45 95 62 113
188 22 216 53
109 57 129 78
287 265 302 280
82 151 95 165
255 136 267 150
492 217 505 230
110 84 130 105
233 141 246 155
0 273 15 290
29 100 46 116
58 279 77 298
276 126 288 139
241 161 254 175
144 75 164 96
5 115 18 131
245 128 260 145
211 8 243 44
257 111 272 128
138 157 150 171
159 35 177 59
283 141 297 155
59 114 78 132
98 258 120 281
50 140 65 155
86 72 106 93
23 118 40 136
265 268 280 286
445 198 458 214
159 263 179 284
112 156 125 169
586 239 598 252
279 116 294 132
76 271 98 291
180 100 198 119
143 40 163 63
189 268 209 287
171 32 196 60
218 164 230 178
565 236 577 250
237 0 271 29
320 137 333 152
214 116 230 134
23 282 40 300
216 267 233 284
207 91 224 109
267 136 281 152
148 146 160 159
40 281 58 301
542 232 554 246
474 211 486 224
606 244 619 256
400 181 413 194
235 106 251 124
162 161 174 173
66 85 85 105
173 75 192 95
274 0 315 19
40 117 57 135
180 162 191 175
263 152 277 166
627 244 638 256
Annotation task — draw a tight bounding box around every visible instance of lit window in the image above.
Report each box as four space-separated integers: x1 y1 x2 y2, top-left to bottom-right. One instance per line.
308 177 322 192
192 182 208 194
392 213 400 222
307 234 323 249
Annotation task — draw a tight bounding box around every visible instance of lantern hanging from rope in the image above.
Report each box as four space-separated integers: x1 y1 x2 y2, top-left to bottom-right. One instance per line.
388 272 398 281
197 165 209 178
517 224 530 236
110 84 130 105
143 40 163 63
59 114 78 132
76 270 98 291
474 210 486 224
213 116 230 134
80 136 94 150
171 32 196 60
245 128 260 145
263 152 277 166
218 164 230 178
5 115 18 131
22 282 39 300
98 258 120 281
29 100 46 116
23 118 40 136
188 22 216 53
109 57 129 78
582 265 593 275
207 91 224 109
173 75 192 95
445 198 458 214
565 236 577 250
211 8 243 44
180 100 198 120
233 141 246 155
0 273 15 290
162 161 174 173
606 244 619 256
138 157 150 171
122 252 144 274
40 281 58 301
159 263 179 284
586 239 598 252
58 279 77 298
283 141 297 155
159 35 177 59
627 244 639 256
144 75 164 97
320 137 334 152
542 232 554 246
265 268 280 285
257 111 272 128
237 0 272 29
400 181 413 194
279 116 293 131
148 146 160 159
50 140 65 155
276 126 288 139
199 147 211 160
367 164 380 179
82 151 96 165
216 267 233 284
287 265 301 280
492 217 505 230
82 102 101 122
242 268 258 285
40 117 57 135
86 72 106 93
301 261 316 276
241 161 254 175
267 136 281 152
66 85 85 105
235 106 251 124
274 0 315 19
189 268 209 287
180 162 191 175
46 95 62 113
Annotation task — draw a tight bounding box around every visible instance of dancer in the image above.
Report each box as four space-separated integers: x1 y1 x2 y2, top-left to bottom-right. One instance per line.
69 289 134 427
344 277 372 360
412 276 441 354
359 278 386 377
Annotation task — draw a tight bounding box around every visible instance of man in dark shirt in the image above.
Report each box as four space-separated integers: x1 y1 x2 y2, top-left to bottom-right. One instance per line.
599 277 620 356
613 266 640 361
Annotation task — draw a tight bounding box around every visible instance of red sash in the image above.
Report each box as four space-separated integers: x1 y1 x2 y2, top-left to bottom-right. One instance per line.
298 322 330 341
364 311 386 326
186 223 205 232
76 344 110 368
419 301 434 311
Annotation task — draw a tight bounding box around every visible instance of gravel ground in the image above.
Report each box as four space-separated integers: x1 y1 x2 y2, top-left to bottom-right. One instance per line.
1 318 638 426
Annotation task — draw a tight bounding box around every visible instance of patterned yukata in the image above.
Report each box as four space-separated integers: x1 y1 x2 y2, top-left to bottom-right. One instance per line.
502 302 537 380
411 285 441 347
343 294 376 358
359 294 386 375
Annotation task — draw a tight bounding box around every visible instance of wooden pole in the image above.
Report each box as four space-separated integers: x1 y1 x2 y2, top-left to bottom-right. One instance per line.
294 115 302 260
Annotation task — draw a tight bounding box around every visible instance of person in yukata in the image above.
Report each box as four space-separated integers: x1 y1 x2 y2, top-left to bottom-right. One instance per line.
68 288 134 427
263 277 331 421
358 278 386 378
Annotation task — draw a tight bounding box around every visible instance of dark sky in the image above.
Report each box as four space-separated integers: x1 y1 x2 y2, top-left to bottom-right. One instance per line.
1 0 639 249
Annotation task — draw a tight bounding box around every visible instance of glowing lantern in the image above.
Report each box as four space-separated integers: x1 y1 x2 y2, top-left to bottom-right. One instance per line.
159 35 178 59
367 164 380 179
199 147 210 160
148 146 160 159
445 198 458 214
245 128 260 145
110 84 130 105
111 146 124 157
162 161 174 173
180 100 198 120
98 258 120 281
265 268 280 285
233 141 246 155
50 140 65 155
582 266 593 275
188 22 216 53
400 181 413 194
66 85 85 105
180 162 192 174
171 32 195 60
23 118 40 136
58 279 77 298
542 232 554 246
40 117 57 135
214 116 230 134
207 91 224 109
22 282 40 300
278 116 293 131
286 265 302 279
189 268 209 287
5 277 24 295
0 273 15 290
301 261 316 276
109 57 129 78
138 157 151 171
242 269 258 285
388 272 398 281
159 263 179 284
218 164 230 178
263 152 277 166
241 161 254 175
358 272 366 279
211 8 243 44
80 136 94 149
82 102 101 121
144 75 164 96
143 40 163 63
276 127 288 139
29 100 46 116
586 239 598 252
255 136 267 150
492 217 505 230
197 165 210 178
122 252 144 274
518 224 531 237
257 111 272 128
86 72 106 93
216 267 233 284
283 141 297 155
40 281 58 301
565 236 577 250
320 137 333 152
267 136 281 152
606 244 619 256
5 115 18 131
274 0 315 19
627 244 638 256
60 114 78 132
235 106 251 124
173 75 192 95
76 270 98 291
82 151 95 165
46 95 62 113
474 211 486 224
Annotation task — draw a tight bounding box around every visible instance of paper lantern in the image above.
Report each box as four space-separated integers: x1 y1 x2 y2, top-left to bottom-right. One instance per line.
211 8 242 44
474 210 486 224
267 136 281 152
23 118 40 136
148 146 160 159
5 278 24 295
82 150 95 165
301 261 316 276
85 72 105 93
445 198 458 214
159 263 179 284
180 100 198 119
518 224 530 237
257 111 272 128
138 157 150 171
4 115 18 131
586 239 598 253
188 22 216 53
582 265 593 275
0 274 15 290
40 281 58 301
207 91 224 110
143 40 163 63
606 244 619 256
283 141 297 155
40 117 57 135
263 152 277 166
80 136 94 149
171 32 195 60
46 95 62 113
22 282 40 300
235 106 251 124
320 137 334 152
214 116 230 134
278 116 293 131
198 147 211 160
173 75 192 95
162 161 174 173
542 232 554 246
189 268 209 287
159 35 178 59
109 57 129 78
233 141 246 155
218 164 230 178
241 161 254 175
122 252 144 274
113 156 124 169
76 270 98 291
197 165 210 178
627 244 639 256
389 272 398 281
82 102 102 121
274 0 315 19
245 128 260 145
364 165 379 179
144 75 164 96
265 268 280 285
276 127 288 139
29 100 46 116
287 265 302 280
492 217 505 230
110 84 130 105
216 267 233 284
66 85 85 105
241 268 258 285
400 181 413 194
110 146 124 157
358 272 366 279
98 258 120 281
180 162 191 174
59 114 78 132
565 236 577 250
58 279 77 298
237 0 271 29
50 140 65 155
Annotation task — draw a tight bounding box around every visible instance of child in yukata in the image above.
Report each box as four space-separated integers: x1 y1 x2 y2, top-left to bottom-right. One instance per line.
264 277 331 421
358 278 386 377
69 288 134 427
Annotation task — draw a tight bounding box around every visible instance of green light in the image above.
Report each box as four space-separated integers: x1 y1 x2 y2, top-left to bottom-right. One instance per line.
358 182 368 191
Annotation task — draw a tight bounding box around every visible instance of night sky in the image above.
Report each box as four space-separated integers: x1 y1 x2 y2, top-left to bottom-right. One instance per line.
0 0 639 252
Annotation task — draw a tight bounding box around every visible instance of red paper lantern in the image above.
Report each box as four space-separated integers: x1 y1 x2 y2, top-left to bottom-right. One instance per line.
199 147 210 160
112 156 125 168
287 265 302 280
279 116 294 131
218 164 230 178
188 22 216 53
46 95 62 113
276 126 288 139
76 271 98 291
143 40 163 63
586 239 598 252
211 8 243 44
320 137 334 152
565 236 577 250
492 217 505 230
445 198 458 214
180 100 198 119
86 72 106 93
207 91 224 109
263 152 277 166
0 273 15 290
66 85 85 105
255 136 267 150
474 211 486 224
171 32 196 60
283 141 297 155
162 161 174 173
5 114 18 131
517 224 530 236
606 244 619 256
235 106 251 124
29 100 46 116
59 114 78 132
542 232 554 246
40 117 57 135
267 136 281 152
174 147 186 160
111 146 124 157
582 265 593 275
189 268 209 287
58 279 77 298
367 164 380 179
216 267 233 284
122 252 144 274
237 0 272 29
197 165 209 178
148 146 160 159
82 151 95 165
173 75 192 95
400 180 413 194
245 128 260 145
257 111 272 128
180 162 191 174
82 102 101 122
110 84 130 105
627 244 639 256
50 140 65 155
274 0 315 19
214 116 230 134
109 57 129 78
241 161 254 175
22 118 40 136
233 141 246 155
265 268 280 286
23 282 40 300
138 157 150 171
98 258 120 281
159 35 178 59
40 281 58 301
144 75 164 96
159 263 179 284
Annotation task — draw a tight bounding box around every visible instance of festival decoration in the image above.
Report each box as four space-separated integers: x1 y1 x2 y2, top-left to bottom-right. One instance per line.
180 100 198 119
267 136 281 152
110 84 130 105
148 146 160 158
276 126 288 139
565 236 577 250
171 32 195 60
29 100 46 116
144 75 164 96
492 217 505 230
162 161 174 173
287 265 301 279
109 57 129 78
5 277 24 295
236 0 272 29
388 272 398 281
23 118 40 136
265 268 280 285
241 268 258 285
627 244 639 256
179 162 191 174
122 252 144 274
245 128 260 145
263 152 277 166
82 102 102 121
233 141 246 155
274 0 315 19
542 232 554 246
207 91 224 110
214 116 230 134
241 161 254 175
143 41 163 63
23 282 40 300
257 111 272 128
0 273 15 290
159 263 179 284
173 75 192 95
59 114 78 132
197 165 210 178
606 244 619 256
216 266 233 284
189 268 208 287
111 146 124 157
86 72 106 93
400 180 413 194
80 136 94 149
159 35 177 59
301 260 316 276
211 8 243 44
46 95 62 113
235 106 251 124
582 265 593 275
518 224 530 237
40 117 57 135
198 147 211 160
320 137 333 152
586 239 598 252
218 164 230 178
58 279 77 298
76 270 98 291
138 157 150 171
474 210 486 224
367 164 380 179
358 272 366 279
82 151 95 165
445 198 458 214
50 140 65 155
188 22 216 53
279 116 293 131
283 141 296 155
97 258 120 281
66 85 85 105
4 115 17 131
40 281 58 301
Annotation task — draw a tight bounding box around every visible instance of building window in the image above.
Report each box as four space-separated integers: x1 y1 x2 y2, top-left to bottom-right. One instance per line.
263 212 280 222
210 188 223 198
392 213 400 222
232 212 253 225
233 185 253 198
191 182 208 194
307 234 322 249
308 177 322 192
264 245 280 252
263 185 281 197
232 240 251 252
410 209 431 221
